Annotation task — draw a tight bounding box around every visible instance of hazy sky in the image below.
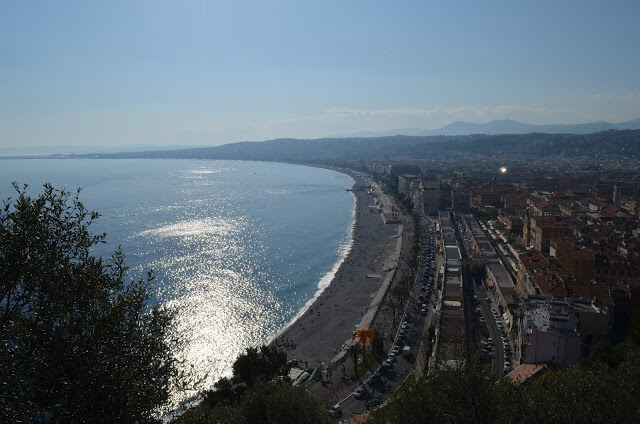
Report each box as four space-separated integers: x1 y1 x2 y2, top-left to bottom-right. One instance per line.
2 0 640 148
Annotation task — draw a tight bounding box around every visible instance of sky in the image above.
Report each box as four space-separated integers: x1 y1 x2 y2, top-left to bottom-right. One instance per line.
1 0 640 149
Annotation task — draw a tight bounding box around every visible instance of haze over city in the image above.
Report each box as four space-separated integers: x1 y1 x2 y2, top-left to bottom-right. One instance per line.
2 0 640 150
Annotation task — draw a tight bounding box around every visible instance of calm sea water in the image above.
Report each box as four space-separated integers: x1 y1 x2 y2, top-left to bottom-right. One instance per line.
0 159 355 408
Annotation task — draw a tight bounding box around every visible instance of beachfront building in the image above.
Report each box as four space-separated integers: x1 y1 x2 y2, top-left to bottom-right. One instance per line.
422 182 440 215
398 174 419 196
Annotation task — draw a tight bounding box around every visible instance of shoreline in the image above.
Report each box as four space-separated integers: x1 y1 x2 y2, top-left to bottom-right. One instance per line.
272 190 356 342
269 168 403 367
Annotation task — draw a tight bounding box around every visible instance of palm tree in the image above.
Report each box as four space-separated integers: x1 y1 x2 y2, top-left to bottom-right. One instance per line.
387 301 400 328
356 328 375 365
347 344 361 377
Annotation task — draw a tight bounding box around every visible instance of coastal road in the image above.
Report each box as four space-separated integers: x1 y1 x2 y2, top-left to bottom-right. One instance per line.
336 216 438 420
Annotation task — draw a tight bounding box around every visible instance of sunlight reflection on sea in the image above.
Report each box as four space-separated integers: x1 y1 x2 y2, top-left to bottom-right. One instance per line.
0 159 354 414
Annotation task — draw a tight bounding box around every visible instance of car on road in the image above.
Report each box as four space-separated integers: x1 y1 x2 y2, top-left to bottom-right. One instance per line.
328 404 342 416
354 387 366 399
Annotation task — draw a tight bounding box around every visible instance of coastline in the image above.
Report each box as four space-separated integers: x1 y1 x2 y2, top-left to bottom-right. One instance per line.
269 168 403 367
269 166 357 341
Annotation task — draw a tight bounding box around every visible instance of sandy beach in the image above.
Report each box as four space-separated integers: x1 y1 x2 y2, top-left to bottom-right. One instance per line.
269 169 405 369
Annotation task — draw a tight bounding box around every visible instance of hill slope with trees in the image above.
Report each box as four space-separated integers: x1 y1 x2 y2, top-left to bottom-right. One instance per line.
81 129 640 164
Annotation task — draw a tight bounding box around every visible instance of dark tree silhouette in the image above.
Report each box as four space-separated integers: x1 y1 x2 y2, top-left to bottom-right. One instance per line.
0 183 180 423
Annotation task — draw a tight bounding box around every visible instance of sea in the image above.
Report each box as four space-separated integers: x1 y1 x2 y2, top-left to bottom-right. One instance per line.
0 158 355 410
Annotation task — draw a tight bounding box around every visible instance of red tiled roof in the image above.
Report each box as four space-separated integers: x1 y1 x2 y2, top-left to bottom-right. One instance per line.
519 251 550 270
506 364 547 385
566 283 614 307
563 249 595 261
600 205 622 218
535 272 567 298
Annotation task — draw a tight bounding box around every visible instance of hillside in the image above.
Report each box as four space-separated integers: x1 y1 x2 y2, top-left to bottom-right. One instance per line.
81 130 640 164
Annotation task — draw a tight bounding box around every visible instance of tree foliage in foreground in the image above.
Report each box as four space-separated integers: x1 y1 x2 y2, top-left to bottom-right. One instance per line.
0 184 179 423
174 346 331 424
176 380 331 424
370 349 640 424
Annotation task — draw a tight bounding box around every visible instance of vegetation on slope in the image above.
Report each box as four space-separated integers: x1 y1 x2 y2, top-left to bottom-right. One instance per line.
174 345 331 424
369 349 640 424
86 130 640 163
0 184 181 422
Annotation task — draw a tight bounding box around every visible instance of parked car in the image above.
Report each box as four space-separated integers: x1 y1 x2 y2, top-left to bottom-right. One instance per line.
328 404 342 416
354 387 365 399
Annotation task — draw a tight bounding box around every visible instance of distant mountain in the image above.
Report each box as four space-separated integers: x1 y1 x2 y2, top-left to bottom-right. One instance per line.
341 118 640 137
71 129 640 164
0 144 208 157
